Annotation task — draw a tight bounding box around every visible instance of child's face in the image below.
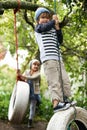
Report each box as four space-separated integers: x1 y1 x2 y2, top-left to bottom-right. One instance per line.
31 61 40 72
38 12 50 24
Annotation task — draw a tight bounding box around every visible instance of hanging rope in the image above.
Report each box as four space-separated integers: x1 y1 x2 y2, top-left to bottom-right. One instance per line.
54 0 66 102
53 3 77 120
13 0 21 82
54 0 56 14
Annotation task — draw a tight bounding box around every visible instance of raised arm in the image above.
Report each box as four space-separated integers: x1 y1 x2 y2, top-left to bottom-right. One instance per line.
35 20 55 33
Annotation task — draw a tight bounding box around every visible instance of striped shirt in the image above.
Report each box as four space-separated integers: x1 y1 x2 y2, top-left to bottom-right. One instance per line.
35 21 63 63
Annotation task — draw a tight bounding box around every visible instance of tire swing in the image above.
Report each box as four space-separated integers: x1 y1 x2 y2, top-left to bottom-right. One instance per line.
8 81 30 124
8 0 30 124
46 106 87 130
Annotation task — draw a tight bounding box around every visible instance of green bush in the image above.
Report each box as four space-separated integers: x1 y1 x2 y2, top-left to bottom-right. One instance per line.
36 96 53 121
71 85 87 109
0 91 11 120
0 65 15 119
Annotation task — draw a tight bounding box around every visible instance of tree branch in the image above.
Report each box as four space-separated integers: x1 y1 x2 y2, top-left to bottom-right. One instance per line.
0 0 70 27
24 10 35 29
0 0 44 11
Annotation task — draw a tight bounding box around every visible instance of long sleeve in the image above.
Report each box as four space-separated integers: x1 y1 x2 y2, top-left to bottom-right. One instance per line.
35 20 55 33
26 72 40 79
23 70 40 80
56 29 63 45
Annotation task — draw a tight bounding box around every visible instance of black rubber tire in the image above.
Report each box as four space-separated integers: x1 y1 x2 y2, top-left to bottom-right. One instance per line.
8 81 30 124
46 107 87 130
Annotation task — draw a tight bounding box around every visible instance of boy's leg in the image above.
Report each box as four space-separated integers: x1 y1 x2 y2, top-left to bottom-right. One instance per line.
43 60 71 112
43 60 62 103
60 61 71 99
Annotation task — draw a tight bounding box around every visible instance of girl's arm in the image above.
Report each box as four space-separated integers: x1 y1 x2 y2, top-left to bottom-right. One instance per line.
18 71 40 81
25 71 40 80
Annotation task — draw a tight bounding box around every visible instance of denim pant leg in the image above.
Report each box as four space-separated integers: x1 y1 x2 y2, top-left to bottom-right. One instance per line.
29 99 37 120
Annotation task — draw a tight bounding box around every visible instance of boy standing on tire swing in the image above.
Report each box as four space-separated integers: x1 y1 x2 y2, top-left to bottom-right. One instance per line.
35 7 71 113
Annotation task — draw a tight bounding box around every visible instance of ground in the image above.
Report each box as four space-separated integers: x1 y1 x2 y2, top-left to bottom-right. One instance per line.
0 120 48 130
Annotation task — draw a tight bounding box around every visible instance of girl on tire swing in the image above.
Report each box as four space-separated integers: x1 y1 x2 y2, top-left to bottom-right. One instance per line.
17 59 41 128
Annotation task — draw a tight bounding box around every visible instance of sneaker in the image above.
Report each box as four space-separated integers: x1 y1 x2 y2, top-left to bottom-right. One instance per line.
27 119 34 128
64 97 77 106
69 100 77 106
53 102 71 113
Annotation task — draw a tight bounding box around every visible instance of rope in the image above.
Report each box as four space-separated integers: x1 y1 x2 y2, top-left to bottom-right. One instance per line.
58 51 66 102
13 0 21 82
72 105 77 121
54 0 66 102
14 0 21 14
54 0 56 14
54 2 77 122
67 105 77 129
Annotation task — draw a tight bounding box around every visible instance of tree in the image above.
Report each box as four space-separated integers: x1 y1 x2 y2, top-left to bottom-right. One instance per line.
0 43 6 60
0 0 87 108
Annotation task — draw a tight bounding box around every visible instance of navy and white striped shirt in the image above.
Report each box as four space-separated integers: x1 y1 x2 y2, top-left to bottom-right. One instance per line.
35 20 63 63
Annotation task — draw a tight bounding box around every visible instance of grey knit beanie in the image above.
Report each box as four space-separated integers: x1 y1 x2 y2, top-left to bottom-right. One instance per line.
35 7 50 21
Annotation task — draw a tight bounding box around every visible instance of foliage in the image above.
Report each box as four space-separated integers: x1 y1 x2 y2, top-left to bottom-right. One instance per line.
0 65 16 120
37 96 53 121
0 91 10 120
72 85 87 109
